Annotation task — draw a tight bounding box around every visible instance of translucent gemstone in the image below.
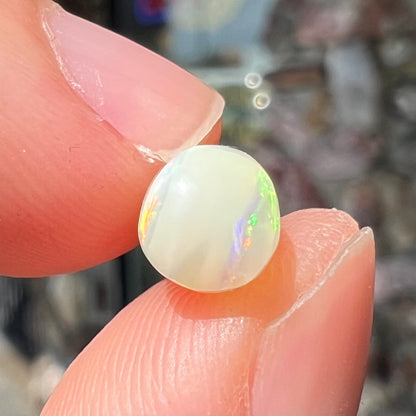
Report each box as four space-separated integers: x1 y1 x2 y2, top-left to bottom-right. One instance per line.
138 145 280 292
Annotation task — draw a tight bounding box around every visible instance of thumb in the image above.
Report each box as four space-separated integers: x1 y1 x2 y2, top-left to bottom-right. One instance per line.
0 0 223 277
41 209 375 415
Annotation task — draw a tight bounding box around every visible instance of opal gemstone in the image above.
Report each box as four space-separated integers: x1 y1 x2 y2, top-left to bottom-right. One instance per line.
138 145 280 292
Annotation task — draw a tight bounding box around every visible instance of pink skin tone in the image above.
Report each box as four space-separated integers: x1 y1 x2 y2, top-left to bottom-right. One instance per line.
0 1 375 415
0 0 223 277
42 210 374 415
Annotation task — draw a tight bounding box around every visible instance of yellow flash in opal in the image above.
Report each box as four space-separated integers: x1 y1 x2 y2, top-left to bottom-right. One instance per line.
139 197 159 242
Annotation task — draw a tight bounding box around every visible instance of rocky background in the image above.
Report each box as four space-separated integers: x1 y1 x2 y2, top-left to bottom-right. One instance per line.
0 1 415 414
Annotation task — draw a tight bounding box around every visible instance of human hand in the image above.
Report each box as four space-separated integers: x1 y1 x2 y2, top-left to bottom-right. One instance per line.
0 0 223 277
0 1 375 415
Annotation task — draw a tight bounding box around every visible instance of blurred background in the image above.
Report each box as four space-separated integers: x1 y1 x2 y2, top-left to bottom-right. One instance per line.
1 0 416 414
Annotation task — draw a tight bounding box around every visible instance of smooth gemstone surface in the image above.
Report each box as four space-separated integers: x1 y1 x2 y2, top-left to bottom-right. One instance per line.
138 145 280 292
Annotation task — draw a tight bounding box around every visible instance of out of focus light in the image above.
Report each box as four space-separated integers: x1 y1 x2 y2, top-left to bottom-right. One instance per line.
253 92 271 110
244 72 263 89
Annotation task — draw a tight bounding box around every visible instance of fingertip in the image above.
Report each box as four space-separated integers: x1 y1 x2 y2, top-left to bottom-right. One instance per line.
0 0 223 277
41 209 370 416
252 227 375 415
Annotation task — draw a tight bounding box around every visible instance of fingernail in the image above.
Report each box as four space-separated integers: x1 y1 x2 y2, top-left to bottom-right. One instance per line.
40 2 224 161
252 227 375 415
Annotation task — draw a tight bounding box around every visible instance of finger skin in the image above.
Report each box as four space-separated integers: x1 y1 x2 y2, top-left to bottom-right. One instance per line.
252 227 374 415
41 209 375 416
0 0 222 277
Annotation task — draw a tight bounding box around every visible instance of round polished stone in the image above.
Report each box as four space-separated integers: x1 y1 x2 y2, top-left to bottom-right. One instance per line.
138 145 280 292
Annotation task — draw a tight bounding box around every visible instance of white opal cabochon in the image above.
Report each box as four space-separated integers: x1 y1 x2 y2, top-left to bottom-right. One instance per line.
138 146 280 292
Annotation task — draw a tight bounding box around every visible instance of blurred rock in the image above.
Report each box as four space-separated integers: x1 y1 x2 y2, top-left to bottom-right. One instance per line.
264 85 334 163
43 262 123 360
295 0 362 46
390 130 416 177
306 130 378 182
265 66 325 90
363 289 416 416
359 377 399 416
340 179 384 229
47 261 122 331
28 354 65 410
325 41 380 133
0 332 40 415
254 140 326 214
339 171 416 255
362 0 416 37
0 278 23 328
393 86 416 122
375 254 416 303
379 37 414 68
281 0 416 46
374 172 416 254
